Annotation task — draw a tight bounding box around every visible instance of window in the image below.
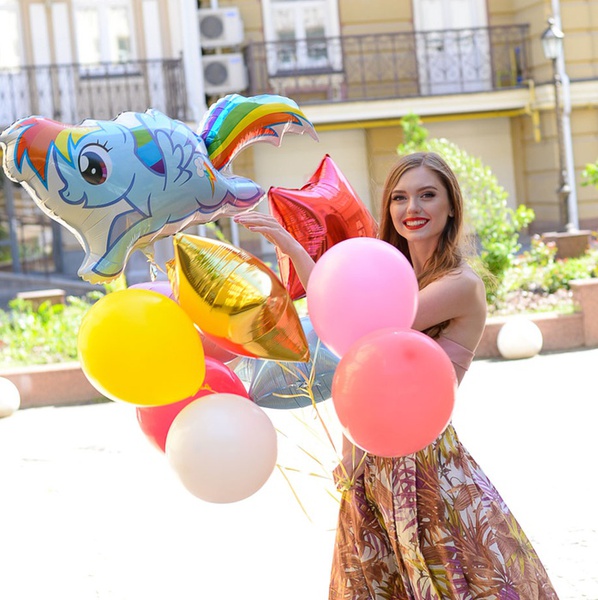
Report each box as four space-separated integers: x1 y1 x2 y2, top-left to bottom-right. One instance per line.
0 0 21 69
74 1 135 65
262 0 341 73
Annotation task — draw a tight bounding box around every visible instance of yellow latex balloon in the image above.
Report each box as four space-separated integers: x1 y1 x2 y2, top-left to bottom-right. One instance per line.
168 233 309 362
78 289 205 406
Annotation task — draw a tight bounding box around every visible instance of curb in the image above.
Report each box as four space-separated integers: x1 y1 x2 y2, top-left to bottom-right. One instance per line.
0 362 106 409
0 309 594 410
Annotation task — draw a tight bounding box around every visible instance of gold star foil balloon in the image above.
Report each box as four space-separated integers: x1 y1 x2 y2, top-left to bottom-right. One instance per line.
168 233 309 362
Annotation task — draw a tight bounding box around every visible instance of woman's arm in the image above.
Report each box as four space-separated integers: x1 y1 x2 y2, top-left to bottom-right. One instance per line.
233 212 316 290
411 268 487 334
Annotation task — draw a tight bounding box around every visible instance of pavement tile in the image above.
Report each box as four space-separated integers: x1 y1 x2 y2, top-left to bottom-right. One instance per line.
0 347 596 600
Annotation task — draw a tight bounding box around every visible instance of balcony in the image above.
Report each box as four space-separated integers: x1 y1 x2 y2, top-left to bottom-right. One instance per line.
244 24 530 105
0 58 188 130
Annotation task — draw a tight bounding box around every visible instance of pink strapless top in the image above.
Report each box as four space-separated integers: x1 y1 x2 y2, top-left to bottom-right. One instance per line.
435 335 475 385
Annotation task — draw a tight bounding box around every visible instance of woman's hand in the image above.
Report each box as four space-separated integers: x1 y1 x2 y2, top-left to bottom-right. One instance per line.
234 210 316 289
233 211 298 256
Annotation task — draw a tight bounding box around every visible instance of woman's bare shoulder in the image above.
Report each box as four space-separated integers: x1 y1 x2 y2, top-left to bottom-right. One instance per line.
438 263 486 300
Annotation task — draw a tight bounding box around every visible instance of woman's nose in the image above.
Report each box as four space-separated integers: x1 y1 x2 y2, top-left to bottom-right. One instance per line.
406 198 421 213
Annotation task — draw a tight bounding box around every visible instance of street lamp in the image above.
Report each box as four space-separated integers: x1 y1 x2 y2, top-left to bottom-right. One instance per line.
541 17 571 231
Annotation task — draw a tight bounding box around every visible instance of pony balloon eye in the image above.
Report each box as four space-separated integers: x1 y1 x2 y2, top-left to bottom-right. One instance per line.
78 144 111 185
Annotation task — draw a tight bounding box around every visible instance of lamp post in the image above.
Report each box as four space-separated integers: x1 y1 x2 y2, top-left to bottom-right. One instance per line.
541 17 571 232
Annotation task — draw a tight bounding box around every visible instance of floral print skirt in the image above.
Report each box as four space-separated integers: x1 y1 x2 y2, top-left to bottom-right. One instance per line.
329 425 559 600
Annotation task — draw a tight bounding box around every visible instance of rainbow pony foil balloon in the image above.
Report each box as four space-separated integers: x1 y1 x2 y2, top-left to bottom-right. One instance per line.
0 94 317 283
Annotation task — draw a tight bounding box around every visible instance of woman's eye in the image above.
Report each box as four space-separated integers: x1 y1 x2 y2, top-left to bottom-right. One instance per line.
78 144 111 185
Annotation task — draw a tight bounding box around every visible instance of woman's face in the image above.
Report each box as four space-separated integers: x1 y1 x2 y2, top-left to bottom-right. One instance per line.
389 166 453 247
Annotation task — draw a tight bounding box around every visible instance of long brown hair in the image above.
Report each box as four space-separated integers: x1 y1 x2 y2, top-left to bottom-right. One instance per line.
378 152 465 337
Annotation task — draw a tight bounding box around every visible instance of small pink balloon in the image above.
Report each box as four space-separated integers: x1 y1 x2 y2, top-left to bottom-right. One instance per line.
331 328 456 457
130 280 175 301
306 238 418 357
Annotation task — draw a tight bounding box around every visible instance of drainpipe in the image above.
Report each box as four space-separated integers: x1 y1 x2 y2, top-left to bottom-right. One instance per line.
551 0 579 231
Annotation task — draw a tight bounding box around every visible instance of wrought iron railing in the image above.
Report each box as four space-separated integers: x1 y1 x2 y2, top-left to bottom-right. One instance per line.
245 24 530 104
0 57 187 129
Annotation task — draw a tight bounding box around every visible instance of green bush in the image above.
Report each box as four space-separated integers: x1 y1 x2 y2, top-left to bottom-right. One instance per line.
582 161 598 188
504 236 598 295
0 293 103 367
397 114 535 300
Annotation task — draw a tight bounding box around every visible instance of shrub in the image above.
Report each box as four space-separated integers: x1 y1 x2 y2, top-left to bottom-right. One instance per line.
582 160 598 188
504 236 598 295
0 293 103 367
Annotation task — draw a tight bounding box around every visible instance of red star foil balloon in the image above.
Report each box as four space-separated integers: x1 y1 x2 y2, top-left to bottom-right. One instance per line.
268 154 378 299
168 232 309 362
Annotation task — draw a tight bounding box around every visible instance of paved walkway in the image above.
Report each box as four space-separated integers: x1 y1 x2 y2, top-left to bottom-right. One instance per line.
0 347 597 600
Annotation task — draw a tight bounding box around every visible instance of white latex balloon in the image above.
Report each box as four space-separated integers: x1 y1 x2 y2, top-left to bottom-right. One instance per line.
0 377 20 418
166 393 277 503
497 317 543 360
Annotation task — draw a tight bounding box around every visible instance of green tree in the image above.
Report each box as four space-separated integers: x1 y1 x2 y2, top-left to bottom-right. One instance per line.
397 114 534 300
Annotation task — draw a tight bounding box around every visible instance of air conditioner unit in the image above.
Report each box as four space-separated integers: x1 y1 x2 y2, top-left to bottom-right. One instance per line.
198 7 244 49
202 53 248 95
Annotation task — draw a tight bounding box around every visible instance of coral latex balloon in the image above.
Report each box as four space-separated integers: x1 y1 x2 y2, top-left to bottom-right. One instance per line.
169 232 309 362
268 154 378 299
332 328 457 457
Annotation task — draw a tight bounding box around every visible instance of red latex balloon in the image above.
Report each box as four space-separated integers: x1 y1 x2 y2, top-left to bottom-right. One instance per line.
268 154 378 299
331 328 457 457
136 356 249 452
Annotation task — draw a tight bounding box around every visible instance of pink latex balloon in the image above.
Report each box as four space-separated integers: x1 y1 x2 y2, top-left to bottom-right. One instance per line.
306 238 418 357
332 328 457 457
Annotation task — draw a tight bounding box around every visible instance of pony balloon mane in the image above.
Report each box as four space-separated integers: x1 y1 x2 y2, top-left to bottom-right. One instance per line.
0 94 318 283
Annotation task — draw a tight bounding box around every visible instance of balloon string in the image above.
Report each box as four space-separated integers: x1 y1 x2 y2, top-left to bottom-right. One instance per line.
273 340 348 522
147 258 167 282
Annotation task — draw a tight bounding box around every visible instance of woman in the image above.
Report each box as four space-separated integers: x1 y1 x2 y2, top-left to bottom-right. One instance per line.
235 152 558 599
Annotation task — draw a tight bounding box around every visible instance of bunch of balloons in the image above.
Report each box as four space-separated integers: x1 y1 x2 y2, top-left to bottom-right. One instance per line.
0 93 321 504
306 238 458 457
77 233 312 504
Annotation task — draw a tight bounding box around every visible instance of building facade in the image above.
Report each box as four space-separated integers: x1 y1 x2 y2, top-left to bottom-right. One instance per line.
1 0 597 281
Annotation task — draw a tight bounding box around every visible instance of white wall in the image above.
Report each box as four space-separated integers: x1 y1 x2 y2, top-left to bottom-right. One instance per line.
425 117 517 208
251 127 373 258
252 128 372 210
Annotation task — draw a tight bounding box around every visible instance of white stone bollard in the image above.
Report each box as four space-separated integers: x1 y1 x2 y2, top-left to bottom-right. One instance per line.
0 377 21 418
497 317 544 360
